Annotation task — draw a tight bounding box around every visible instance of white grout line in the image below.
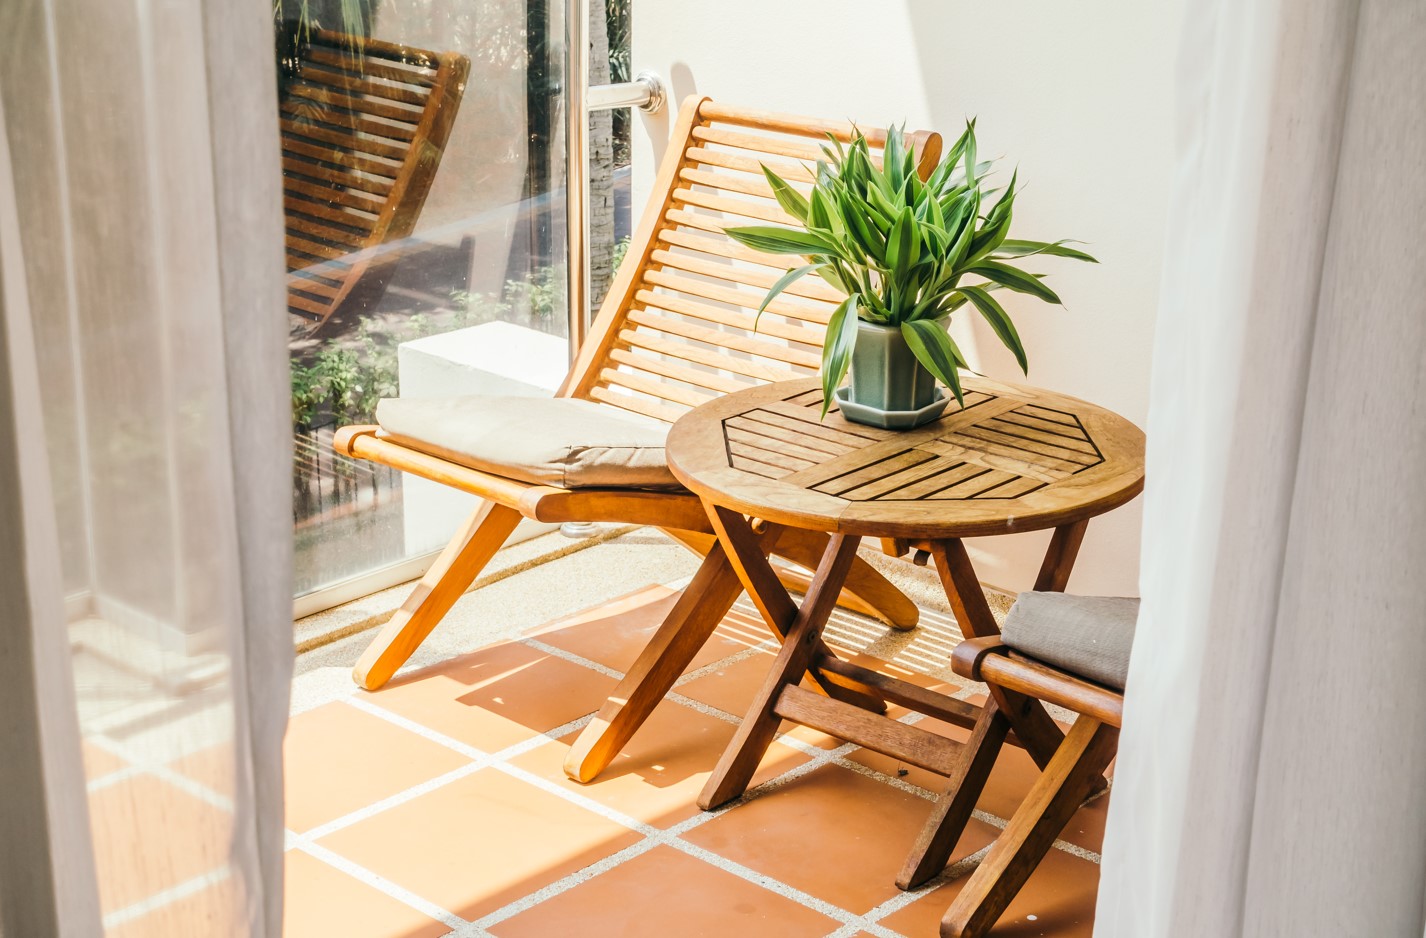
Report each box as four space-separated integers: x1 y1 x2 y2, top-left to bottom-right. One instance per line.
291 839 468 930
101 866 234 929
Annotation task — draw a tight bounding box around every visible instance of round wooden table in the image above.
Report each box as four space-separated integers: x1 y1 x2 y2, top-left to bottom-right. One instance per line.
665 376 1144 883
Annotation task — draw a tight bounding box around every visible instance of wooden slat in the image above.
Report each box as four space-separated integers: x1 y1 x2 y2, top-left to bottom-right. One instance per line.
282 157 394 197
286 215 367 251
285 84 426 126
284 195 378 234
1018 404 1080 428
700 102 898 147
606 347 752 395
982 417 1099 457
686 146 817 183
953 425 1101 466
930 468 1021 500
281 118 410 161
597 367 714 409
649 248 843 303
282 136 403 180
838 457 972 501
882 462 994 501
286 291 332 316
672 186 796 226
279 99 417 142
775 684 962 776
993 409 1094 441
728 440 815 473
643 269 834 325
726 425 836 464
656 226 799 270
294 64 431 107
286 232 352 262
727 410 861 452
635 290 825 346
625 309 821 369
918 437 1083 483
814 450 942 497
725 415 851 458
616 329 801 384
690 124 828 162
287 272 341 297
587 386 686 423
283 178 389 219
679 166 792 200
304 47 436 87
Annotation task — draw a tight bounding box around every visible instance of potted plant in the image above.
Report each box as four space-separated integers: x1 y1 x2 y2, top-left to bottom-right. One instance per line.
726 121 1096 429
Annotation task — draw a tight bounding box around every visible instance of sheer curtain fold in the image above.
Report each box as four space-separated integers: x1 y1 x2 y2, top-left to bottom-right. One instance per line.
1097 1 1426 935
0 0 290 934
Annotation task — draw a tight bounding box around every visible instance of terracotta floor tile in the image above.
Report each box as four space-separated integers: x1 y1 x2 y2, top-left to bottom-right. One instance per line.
167 744 236 800
491 844 838 938
82 741 127 781
508 702 811 828
284 702 472 833
530 585 765 673
89 775 231 913
676 653 844 750
847 715 1109 852
108 879 242 938
283 850 450 938
682 764 998 915
363 640 618 753
881 845 1100 937
317 767 642 921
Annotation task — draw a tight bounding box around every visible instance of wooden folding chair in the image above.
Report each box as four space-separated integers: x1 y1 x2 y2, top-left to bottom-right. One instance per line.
282 30 470 337
898 593 1137 938
334 96 940 781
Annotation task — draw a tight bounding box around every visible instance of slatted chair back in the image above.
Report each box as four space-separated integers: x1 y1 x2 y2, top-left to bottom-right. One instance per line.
281 30 470 335
563 97 942 423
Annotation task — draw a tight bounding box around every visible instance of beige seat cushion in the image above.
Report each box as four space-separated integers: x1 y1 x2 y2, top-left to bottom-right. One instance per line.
999 592 1140 691
376 395 684 491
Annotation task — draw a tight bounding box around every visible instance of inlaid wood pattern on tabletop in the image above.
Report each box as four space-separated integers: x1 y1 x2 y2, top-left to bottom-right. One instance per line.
282 31 469 336
667 377 1145 539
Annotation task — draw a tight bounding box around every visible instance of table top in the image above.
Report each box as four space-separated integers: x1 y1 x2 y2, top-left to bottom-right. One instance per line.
666 377 1146 539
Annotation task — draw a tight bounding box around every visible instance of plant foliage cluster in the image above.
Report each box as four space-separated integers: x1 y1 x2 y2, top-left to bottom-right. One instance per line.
727 122 1096 413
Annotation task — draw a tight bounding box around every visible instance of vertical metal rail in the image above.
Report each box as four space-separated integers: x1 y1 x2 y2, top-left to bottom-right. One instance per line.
564 0 664 358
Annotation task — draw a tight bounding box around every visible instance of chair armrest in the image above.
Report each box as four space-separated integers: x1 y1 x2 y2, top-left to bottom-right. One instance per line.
951 636 1011 681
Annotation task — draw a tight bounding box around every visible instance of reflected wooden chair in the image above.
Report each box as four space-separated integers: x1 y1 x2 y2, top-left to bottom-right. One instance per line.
281 30 470 337
334 96 939 782
899 592 1137 938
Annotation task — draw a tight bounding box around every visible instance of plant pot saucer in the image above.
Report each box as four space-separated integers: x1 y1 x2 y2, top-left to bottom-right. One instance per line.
834 386 951 430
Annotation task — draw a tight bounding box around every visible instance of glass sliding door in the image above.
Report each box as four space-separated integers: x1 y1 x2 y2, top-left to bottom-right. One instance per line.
282 0 631 602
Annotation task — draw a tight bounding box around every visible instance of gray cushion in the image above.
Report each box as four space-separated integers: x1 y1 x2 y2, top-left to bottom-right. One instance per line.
999 592 1140 690
376 395 684 491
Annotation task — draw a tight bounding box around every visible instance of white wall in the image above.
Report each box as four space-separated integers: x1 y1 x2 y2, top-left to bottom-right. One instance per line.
633 0 1184 596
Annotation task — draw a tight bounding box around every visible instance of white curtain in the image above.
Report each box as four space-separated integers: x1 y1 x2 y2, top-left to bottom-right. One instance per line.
1097 1 1426 935
0 0 291 935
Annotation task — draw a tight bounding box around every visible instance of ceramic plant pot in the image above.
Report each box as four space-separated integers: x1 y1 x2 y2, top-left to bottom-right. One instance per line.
837 320 950 429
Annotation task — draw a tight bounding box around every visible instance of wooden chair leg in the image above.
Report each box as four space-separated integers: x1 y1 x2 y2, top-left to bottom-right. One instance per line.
898 698 1011 890
663 527 919 631
940 717 1119 938
699 534 862 811
563 540 746 783
353 501 522 691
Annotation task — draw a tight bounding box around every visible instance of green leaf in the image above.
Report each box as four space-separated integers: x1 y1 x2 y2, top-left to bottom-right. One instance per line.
820 296 860 417
753 264 818 326
960 285 1027 374
900 318 965 406
993 239 1099 263
884 126 905 193
726 226 839 257
886 206 919 284
760 165 810 224
968 260 1062 304
962 118 978 187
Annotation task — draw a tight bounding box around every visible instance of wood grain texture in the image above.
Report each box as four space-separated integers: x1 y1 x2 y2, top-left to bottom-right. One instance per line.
283 31 469 336
667 377 1145 539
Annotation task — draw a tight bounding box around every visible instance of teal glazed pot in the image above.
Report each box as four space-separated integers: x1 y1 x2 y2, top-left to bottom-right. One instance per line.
841 320 949 429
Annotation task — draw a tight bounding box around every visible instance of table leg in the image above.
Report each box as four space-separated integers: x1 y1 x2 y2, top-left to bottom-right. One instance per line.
1033 520 1089 593
563 538 748 783
929 538 1068 773
706 506 886 714
699 533 862 810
